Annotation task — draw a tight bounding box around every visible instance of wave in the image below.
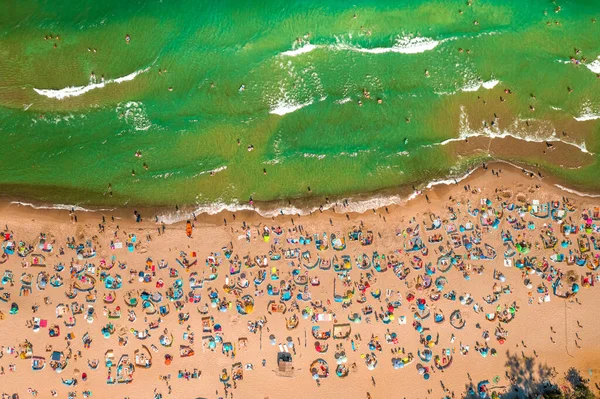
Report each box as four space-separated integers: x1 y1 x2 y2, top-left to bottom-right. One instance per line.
33 66 151 100
157 163 480 224
269 99 314 116
280 43 319 57
192 165 228 177
303 153 326 160
10 201 114 212
461 79 500 92
574 102 600 121
586 58 600 74
554 184 600 198
336 97 352 105
280 35 441 58
332 35 440 54
429 106 593 155
575 113 600 122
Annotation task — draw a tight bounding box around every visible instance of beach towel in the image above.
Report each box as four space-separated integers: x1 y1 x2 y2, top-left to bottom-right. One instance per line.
316 313 333 322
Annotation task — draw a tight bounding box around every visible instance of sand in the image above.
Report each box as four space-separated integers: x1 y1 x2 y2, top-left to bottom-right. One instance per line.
1 165 600 399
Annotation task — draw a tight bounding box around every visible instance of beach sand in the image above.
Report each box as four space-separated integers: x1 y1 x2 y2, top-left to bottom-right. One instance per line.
1 165 600 399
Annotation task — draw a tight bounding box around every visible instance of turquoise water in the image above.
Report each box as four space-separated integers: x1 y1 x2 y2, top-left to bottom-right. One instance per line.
0 0 599 208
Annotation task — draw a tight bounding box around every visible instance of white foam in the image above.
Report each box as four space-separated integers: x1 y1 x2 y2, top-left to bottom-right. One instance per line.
430 106 593 155
554 184 600 198
425 168 477 189
586 59 600 74
461 79 499 92
10 201 114 212
281 43 320 57
574 102 600 121
303 153 326 160
157 163 481 223
279 35 441 58
192 165 228 177
33 66 151 100
575 113 600 122
333 35 440 54
116 101 152 131
335 97 352 105
269 100 313 116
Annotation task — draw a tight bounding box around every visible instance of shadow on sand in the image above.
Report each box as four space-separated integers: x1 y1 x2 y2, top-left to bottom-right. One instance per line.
462 350 556 399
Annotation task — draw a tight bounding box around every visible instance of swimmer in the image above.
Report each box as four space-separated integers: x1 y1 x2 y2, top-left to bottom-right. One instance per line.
125 34 131 43
247 144 254 152
143 163 149 170
377 98 382 104
424 69 430 77
168 87 173 92
263 168 267 175
132 169 135 176
135 150 142 158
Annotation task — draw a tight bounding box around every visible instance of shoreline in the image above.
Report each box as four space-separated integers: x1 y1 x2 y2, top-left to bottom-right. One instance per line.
3 159 596 227
1 160 600 399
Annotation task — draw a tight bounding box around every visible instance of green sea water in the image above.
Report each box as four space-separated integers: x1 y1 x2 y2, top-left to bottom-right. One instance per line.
0 0 599 210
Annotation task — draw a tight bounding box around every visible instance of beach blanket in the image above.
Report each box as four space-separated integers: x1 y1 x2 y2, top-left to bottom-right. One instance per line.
315 313 333 322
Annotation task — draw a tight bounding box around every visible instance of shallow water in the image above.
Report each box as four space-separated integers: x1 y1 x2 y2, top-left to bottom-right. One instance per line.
0 0 599 208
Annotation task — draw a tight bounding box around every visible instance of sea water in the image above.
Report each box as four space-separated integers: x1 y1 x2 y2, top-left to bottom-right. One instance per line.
0 0 599 208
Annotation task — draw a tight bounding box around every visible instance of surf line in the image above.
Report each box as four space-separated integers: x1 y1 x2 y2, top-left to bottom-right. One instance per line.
33 66 152 100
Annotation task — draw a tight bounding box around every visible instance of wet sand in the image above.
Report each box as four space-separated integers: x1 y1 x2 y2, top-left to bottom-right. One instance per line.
1 167 600 399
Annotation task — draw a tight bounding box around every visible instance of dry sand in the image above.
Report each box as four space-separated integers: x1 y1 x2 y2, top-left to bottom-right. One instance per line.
1 166 600 399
